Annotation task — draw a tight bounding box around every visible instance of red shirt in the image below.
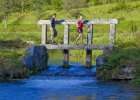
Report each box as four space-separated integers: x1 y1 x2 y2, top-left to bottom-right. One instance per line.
77 20 83 30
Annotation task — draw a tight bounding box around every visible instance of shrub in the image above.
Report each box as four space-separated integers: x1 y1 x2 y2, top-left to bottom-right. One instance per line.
100 47 140 80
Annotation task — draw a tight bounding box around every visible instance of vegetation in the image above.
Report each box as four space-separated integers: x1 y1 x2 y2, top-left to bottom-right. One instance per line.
0 50 29 81
0 0 140 80
100 47 140 80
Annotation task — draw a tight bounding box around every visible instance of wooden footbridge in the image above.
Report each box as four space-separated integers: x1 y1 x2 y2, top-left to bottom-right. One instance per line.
38 19 118 67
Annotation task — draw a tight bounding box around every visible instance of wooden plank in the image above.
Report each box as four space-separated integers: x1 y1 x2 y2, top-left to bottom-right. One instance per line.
90 19 118 24
110 24 116 44
42 25 47 44
43 44 113 50
38 19 118 25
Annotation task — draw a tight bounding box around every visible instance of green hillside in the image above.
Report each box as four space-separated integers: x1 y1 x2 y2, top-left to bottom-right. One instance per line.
0 1 140 32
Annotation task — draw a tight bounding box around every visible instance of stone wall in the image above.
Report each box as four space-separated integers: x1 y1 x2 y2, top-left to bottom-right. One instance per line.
96 54 107 80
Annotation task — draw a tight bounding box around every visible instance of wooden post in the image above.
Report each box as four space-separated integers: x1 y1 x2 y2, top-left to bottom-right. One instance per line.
110 24 116 44
63 24 69 67
87 24 93 45
42 25 47 44
86 23 93 68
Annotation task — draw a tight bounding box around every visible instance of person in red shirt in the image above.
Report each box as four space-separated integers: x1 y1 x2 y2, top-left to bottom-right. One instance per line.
75 16 84 44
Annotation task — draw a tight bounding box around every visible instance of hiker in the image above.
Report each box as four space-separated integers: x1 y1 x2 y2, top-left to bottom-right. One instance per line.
75 15 84 44
50 13 57 43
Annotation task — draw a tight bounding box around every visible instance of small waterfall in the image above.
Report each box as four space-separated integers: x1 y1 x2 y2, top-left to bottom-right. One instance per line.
30 61 96 80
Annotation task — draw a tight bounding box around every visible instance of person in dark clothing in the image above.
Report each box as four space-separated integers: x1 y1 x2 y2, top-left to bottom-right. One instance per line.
75 16 84 44
50 13 57 43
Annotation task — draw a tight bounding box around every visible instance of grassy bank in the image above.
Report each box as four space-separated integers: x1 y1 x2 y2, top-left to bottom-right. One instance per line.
99 47 140 80
0 50 29 80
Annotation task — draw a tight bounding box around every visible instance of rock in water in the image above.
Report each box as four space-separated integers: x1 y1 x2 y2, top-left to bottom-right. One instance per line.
21 46 48 71
111 66 136 80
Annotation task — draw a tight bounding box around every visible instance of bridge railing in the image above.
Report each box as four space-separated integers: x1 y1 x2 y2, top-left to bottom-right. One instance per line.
38 19 118 45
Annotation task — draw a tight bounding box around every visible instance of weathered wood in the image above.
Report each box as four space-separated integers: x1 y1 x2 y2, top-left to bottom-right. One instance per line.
87 24 93 45
64 24 69 44
63 24 69 67
42 25 47 44
44 44 113 50
86 23 93 67
38 19 118 25
110 24 116 44
86 50 92 67
64 50 69 67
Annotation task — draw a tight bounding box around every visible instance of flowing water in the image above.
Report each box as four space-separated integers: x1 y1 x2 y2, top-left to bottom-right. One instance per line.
0 50 140 100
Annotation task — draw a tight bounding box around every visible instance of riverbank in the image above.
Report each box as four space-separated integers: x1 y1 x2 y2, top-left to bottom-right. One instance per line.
0 50 29 81
97 47 140 83
0 46 48 81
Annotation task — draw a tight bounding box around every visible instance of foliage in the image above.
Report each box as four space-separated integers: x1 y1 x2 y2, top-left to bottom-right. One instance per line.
0 50 29 79
0 0 13 29
100 47 140 80
31 0 46 20
51 0 63 10
63 0 87 18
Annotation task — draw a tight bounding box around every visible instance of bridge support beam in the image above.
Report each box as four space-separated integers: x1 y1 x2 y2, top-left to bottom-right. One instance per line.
110 24 116 44
42 25 47 44
86 24 93 68
86 50 92 67
63 24 69 67
64 50 69 67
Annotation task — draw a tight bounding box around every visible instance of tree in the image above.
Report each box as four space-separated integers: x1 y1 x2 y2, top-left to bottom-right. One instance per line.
30 0 45 20
63 0 87 10
63 0 87 18
18 0 32 13
51 0 62 10
0 0 13 29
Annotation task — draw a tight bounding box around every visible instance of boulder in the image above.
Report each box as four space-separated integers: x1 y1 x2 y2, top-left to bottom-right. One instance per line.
96 54 136 80
21 46 47 71
96 54 107 79
111 65 136 80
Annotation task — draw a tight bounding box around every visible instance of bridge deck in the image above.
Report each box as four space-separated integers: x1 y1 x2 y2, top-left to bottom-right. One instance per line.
44 44 113 50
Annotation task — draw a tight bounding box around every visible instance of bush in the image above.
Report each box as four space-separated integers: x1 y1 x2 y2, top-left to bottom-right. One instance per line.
0 50 29 79
100 47 140 79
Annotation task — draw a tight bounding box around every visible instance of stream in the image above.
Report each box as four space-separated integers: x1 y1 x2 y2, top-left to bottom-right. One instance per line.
0 50 140 100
